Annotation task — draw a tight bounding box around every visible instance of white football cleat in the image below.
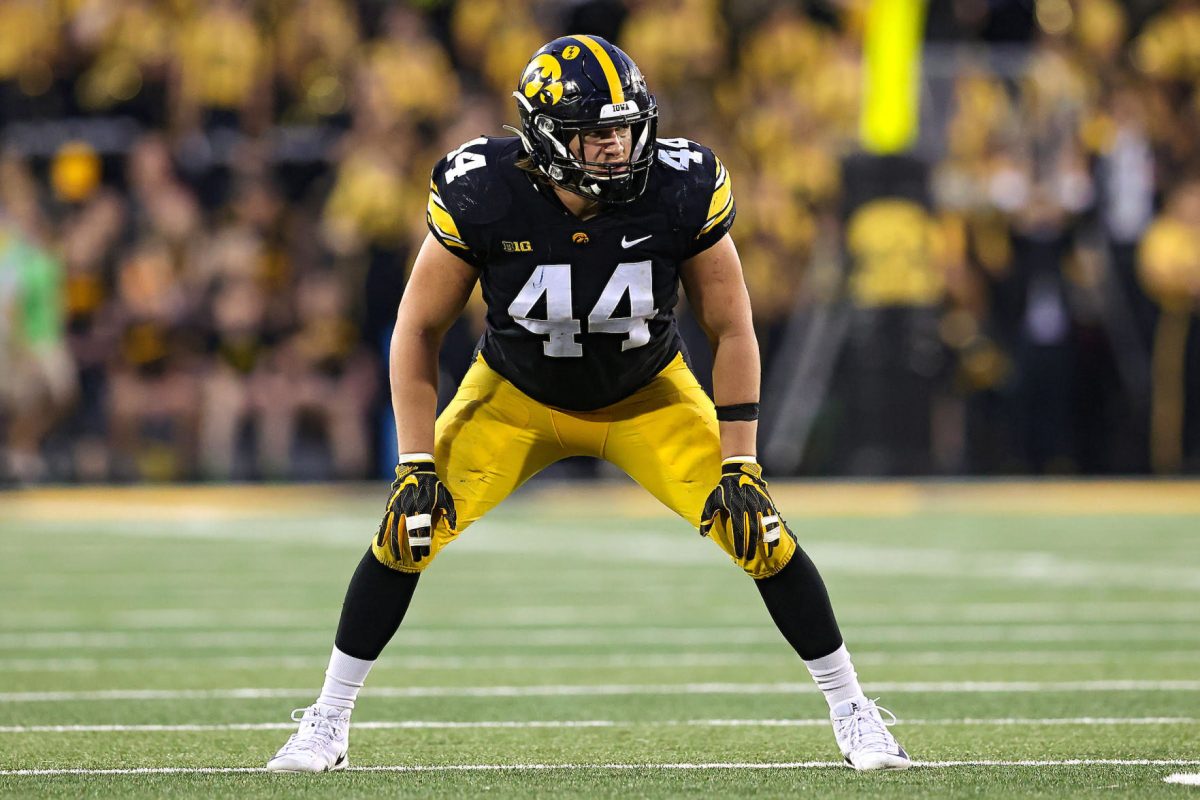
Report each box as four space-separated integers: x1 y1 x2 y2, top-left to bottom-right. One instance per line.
831 697 912 771
266 703 351 773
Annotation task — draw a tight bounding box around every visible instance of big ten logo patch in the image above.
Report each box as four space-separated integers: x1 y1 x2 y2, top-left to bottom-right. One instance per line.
503 240 533 252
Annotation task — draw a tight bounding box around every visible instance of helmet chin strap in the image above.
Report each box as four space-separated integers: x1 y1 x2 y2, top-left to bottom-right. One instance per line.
501 123 534 156
631 121 651 160
507 92 540 156
502 121 568 186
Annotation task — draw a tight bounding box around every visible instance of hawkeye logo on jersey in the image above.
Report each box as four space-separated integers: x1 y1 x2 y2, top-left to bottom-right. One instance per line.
503 240 533 252
572 232 589 244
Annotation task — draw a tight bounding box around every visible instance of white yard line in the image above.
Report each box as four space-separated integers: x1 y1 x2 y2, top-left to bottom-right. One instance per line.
800 543 1200 592
0 721 621 733
3 759 1200 776
3 680 1199 703
0 717 1194 734
2 649 1197 673
5 600 1197 631
687 717 1200 728
9 514 1200 590
1164 774 1200 786
1 623 1196 650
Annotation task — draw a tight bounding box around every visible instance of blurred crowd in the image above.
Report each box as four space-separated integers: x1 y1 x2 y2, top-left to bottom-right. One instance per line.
1 0 1199 483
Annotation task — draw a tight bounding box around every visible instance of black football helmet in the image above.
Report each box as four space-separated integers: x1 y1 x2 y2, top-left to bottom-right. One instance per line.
508 35 658 204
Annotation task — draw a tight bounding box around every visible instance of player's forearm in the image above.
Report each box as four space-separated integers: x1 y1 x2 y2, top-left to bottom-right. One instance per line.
710 328 760 459
389 317 442 456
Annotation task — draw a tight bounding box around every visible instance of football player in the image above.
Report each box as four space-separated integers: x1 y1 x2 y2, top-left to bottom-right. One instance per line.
267 35 910 773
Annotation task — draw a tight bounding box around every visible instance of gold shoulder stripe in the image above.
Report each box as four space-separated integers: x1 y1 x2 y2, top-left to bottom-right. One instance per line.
570 34 624 104
699 158 734 236
427 185 468 249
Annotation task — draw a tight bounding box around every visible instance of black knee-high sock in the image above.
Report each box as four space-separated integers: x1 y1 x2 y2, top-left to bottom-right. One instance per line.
333 550 421 661
755 546 843 660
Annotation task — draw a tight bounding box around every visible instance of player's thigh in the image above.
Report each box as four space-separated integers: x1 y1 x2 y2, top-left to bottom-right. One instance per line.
603 375 721 527
435 362 567 528
372 358 565 573
604 365 795 579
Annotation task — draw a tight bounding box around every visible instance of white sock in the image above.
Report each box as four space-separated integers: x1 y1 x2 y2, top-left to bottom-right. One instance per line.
315 647 375 711
804 644 865 711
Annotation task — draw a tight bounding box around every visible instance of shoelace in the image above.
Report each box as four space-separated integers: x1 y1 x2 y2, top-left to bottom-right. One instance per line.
834 699 898 752
279 706 346 756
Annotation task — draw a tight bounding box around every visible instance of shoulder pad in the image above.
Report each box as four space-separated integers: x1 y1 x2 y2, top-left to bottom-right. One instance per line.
428 136 516 228
427 137 518 263
650 137 735 255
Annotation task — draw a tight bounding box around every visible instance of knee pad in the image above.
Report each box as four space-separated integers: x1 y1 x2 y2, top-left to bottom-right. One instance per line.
370 515 459 573
705 514 797 579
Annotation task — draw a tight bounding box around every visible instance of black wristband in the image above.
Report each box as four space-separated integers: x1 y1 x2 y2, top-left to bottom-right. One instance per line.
715 402 759 422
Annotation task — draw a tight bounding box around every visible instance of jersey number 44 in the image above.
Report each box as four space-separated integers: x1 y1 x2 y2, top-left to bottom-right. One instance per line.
508 261 656 357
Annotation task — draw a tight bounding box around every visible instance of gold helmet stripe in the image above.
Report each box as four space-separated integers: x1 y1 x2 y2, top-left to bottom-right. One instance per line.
569 35 625 104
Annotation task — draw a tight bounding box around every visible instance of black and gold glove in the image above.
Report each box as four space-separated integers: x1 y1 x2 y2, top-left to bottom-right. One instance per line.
699 459 788 560
375 459 457 563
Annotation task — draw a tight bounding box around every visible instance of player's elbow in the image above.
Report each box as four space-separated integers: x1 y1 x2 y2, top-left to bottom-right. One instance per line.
389 310 445 370
706 310 756 349
393 298 452 341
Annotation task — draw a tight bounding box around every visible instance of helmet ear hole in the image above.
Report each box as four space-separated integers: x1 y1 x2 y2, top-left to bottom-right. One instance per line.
536 116 555 134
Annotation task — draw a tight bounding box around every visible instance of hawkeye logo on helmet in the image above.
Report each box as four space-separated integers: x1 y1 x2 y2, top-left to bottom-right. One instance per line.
520 54 564 106
600 101 639 118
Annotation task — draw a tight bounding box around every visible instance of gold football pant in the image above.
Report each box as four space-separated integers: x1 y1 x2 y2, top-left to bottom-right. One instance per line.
371 352 796 578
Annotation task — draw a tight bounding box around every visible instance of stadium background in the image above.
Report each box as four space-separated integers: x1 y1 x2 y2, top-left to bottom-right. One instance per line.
3 0 1200 485
2 3 1199 793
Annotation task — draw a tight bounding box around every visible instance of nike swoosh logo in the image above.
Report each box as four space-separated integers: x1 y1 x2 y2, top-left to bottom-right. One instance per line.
621 234 652 248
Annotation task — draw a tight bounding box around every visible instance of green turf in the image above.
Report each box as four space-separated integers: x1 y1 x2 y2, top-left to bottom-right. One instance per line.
1 481 1198 798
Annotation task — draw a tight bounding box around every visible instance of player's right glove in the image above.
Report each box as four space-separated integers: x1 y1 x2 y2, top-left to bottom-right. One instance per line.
699 459 788 561
375 460 457 563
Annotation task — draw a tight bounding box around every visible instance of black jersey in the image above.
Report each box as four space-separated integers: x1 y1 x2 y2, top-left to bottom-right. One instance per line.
426 135 735 410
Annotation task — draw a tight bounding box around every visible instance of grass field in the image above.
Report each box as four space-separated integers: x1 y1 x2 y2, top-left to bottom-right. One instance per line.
1 479 1198 798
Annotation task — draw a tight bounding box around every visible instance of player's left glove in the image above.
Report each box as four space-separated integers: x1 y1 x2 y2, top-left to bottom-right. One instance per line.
376 460 457 563
699 459 789 560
